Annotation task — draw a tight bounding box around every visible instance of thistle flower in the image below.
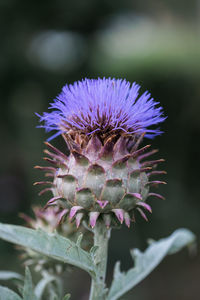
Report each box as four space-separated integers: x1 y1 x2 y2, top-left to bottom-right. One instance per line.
36 78 166 228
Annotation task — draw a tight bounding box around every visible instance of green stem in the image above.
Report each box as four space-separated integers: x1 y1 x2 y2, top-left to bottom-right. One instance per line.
41 270 63 299
89 221 111 300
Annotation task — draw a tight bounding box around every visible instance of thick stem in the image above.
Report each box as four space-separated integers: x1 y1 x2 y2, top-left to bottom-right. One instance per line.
89 221 111 300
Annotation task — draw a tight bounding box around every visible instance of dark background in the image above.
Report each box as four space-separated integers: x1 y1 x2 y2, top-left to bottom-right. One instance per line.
0 0 200 299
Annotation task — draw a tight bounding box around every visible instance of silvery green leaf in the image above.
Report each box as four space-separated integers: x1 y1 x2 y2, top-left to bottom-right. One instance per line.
0 223 96 276
0 285 22 300
76 233 83 247
62 294 71 300
34 275 56 300
0 271 23 281
107 228 195 300
89 246 99 260
22 267 37 300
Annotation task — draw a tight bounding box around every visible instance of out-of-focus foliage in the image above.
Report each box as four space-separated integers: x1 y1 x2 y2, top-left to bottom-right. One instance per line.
0 224 195 300
0 0 200 299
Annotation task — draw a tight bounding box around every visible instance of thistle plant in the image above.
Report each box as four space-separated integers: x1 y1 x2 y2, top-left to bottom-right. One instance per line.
0 78 195 300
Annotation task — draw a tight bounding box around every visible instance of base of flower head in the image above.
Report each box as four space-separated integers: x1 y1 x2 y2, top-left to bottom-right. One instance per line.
42 202 152 229
34 134 166 229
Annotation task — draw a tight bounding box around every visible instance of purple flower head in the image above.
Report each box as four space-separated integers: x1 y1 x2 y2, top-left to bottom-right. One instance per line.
37 78 166 141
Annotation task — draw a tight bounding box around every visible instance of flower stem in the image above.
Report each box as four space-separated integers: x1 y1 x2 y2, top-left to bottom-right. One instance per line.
89 221 111 300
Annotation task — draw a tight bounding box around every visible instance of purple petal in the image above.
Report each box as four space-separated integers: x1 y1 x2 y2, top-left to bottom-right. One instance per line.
37 78 166 140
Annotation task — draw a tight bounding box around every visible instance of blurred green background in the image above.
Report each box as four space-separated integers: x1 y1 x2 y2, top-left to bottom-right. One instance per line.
0 0 200 299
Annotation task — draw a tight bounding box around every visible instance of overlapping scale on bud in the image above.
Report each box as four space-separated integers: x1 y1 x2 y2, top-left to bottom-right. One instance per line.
18 206 92 273
36 78 166 228
35 135 166 228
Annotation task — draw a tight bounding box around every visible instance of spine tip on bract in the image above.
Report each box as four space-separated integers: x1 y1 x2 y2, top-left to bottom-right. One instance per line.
136 207 148 221
89 212 100 228
57 209 69 225
103 214 111 228
124 212 131 228
75 212 84 228
69 206 83 220
112 209 124 224
137 202 152 213
97 200 109 209
131 193 142 200
148 193 165 200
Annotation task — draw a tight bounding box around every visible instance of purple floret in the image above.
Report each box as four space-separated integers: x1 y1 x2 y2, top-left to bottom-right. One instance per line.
37 78 166 140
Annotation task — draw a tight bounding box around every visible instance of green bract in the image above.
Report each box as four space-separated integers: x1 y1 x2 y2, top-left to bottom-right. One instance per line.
35 134 166 228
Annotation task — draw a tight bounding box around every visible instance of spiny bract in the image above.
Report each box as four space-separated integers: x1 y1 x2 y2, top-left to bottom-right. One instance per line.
35 78 166 228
